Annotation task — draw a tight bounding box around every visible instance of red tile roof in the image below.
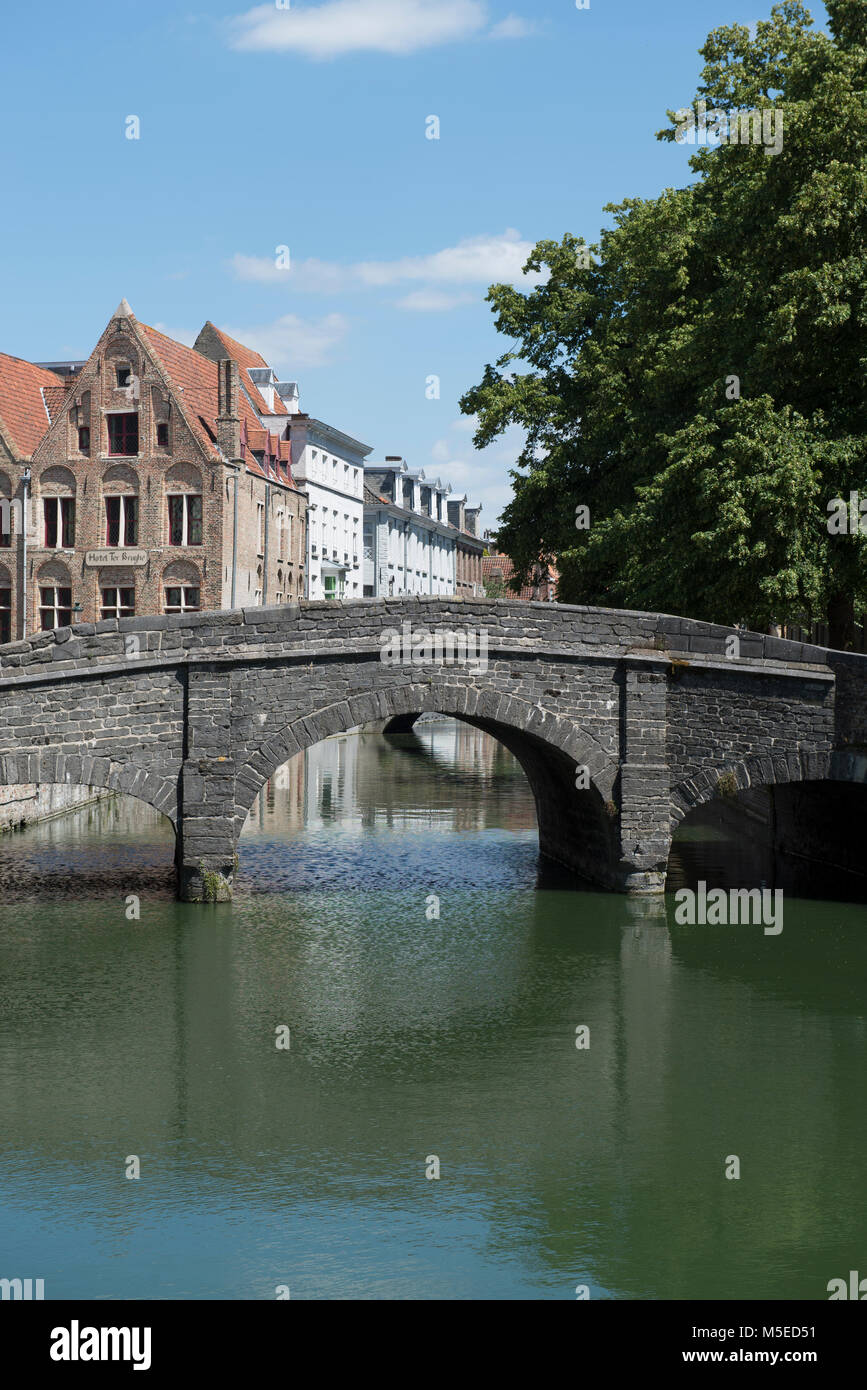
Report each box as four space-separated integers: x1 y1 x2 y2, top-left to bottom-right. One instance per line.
199 322 288 416
41 384 69 423
138 321 262 459
240 419 297 489
481 552 559 602
0 353 65 458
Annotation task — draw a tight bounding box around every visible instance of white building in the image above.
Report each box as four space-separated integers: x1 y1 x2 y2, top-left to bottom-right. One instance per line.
288 416 371 600
237 365 372 601
363 458 458 597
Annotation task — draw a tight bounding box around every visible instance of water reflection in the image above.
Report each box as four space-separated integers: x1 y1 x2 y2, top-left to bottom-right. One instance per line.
0 720 864 1300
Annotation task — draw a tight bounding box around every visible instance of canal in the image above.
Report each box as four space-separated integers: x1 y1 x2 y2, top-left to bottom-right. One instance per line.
0 719 865 1299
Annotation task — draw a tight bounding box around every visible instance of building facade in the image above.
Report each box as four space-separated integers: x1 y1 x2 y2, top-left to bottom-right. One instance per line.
362 458 484 598
481 534 558 602
446 494 485 597
288 416 370 601
0 300 486 630
362 459 457 597
0 301 308 637
0 352 67 641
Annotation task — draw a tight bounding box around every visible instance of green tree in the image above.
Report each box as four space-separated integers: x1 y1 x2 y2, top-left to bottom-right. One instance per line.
462 1 867 647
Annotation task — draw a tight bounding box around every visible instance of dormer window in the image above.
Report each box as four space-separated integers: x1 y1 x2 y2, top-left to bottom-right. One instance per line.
116 366 131 388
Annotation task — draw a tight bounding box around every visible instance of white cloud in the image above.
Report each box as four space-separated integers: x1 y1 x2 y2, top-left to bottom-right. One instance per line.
228 253 296 286
219 313 350 370
230 230 543 298
440 424 528 521
490 15 534 39
229 0 488 59
356 230 540 287
395 289 475 312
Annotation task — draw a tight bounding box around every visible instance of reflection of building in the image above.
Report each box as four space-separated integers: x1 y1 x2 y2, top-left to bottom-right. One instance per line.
362 457 483 597
0 300 308 636
244 721 536 840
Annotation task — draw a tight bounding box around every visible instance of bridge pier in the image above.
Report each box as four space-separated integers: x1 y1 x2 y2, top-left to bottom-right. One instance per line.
615 665 671 893
177 665 237 902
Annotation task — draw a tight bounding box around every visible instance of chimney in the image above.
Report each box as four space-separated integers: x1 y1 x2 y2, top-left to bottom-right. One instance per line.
216 358 240 458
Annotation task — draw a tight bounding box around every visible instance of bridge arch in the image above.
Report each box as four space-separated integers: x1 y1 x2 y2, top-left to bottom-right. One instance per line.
669 748 832 828
235 682 621 887
0 750 178 827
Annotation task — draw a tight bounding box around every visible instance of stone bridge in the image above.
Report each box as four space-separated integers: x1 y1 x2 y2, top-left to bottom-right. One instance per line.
1 596 866 901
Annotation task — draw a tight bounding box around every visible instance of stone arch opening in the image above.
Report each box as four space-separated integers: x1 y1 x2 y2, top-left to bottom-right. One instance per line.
669 754 867 901
0 749 178 827
0 763 179 898
234 685 621 890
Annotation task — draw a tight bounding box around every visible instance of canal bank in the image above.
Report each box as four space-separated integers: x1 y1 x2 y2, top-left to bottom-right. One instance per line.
0 782 113 834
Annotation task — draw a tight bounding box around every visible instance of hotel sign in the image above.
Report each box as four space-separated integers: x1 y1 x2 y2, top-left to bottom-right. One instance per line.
85 549 148 567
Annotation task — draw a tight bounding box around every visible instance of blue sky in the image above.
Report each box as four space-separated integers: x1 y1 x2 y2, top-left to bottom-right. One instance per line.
0 0 830 525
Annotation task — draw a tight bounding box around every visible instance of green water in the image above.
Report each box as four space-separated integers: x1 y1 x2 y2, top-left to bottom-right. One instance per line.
0 720 864 1300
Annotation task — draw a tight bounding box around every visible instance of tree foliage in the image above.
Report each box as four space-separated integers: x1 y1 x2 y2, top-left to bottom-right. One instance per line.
462 1 867 644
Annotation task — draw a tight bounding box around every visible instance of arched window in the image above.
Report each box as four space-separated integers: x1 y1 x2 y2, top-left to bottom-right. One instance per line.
102 464 140 547
0 472 13 547
162 559 201 615
99 567 136 620
165 463 203 547
0 561 11 642
38 466 76 550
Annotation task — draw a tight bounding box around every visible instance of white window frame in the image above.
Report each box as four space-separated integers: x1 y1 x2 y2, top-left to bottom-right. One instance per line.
164 584 200 615
167 493 203 547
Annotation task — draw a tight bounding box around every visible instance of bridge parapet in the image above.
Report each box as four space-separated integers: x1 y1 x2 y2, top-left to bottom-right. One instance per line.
0 597 848 683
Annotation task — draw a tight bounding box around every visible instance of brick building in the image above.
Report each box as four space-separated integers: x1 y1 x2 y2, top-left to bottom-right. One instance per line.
481 536 558 602
446 493 485 597
0 300 307 637
0 352 66 641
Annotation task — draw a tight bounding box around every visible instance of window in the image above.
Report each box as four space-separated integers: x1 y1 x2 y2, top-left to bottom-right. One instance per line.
105 495 138 546
167 494 203 546
323 575 337 599
0 589 10 643
257 502 265 553
44 497 75 548
108 412 139 456
39 586 72 630
78 426 90 454
101 586 135 620
0 507 10 548
156 422 169 448
116 366 131 388
164 585 200 614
